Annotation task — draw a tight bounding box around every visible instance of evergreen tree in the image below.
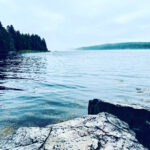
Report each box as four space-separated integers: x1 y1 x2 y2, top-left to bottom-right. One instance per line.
0 22 12 53
0 21 48 54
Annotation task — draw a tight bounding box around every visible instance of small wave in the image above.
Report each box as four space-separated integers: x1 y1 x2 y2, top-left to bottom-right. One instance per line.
41 83 85 90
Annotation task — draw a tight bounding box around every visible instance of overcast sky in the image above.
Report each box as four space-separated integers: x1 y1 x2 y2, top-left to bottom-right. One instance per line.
0 0 150 50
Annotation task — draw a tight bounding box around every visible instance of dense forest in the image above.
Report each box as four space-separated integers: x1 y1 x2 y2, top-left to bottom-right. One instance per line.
0 21 48 54
79 42 150 50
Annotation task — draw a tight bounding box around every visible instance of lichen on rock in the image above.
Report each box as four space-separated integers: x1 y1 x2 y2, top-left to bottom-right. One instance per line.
0 113 147 150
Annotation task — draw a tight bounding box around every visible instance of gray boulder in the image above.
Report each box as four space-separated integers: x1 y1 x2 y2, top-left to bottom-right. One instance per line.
0 113 146 150
88 99 150 149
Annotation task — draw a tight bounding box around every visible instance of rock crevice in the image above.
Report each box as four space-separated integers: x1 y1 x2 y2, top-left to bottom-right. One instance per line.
88 99 150 149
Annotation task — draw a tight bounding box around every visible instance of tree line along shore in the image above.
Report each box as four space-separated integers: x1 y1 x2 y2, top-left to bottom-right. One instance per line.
0 21 48 54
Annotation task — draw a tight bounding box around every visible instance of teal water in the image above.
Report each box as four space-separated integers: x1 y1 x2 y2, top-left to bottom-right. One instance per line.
0 50 150 137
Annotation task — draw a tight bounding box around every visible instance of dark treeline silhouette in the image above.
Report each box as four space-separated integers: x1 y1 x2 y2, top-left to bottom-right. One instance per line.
0 21 48 53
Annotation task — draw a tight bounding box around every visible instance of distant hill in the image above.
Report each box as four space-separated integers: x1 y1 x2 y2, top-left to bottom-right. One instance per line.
79 42 150 50
0 21 48 54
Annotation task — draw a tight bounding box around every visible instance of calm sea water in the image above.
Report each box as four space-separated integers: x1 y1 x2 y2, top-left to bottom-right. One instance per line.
0 50 150 137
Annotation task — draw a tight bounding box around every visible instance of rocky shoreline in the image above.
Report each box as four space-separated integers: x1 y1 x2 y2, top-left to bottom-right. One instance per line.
0 99 150 150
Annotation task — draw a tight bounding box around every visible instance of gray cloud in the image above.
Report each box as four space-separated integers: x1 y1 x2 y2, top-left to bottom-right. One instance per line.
0 0 150 50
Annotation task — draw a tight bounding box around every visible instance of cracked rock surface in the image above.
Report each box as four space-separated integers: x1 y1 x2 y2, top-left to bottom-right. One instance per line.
0 112 147 150
88 99 150 149
0 127 51 150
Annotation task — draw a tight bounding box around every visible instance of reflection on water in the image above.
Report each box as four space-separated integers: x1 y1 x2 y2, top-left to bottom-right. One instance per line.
0 55 23 94
0 50 150 138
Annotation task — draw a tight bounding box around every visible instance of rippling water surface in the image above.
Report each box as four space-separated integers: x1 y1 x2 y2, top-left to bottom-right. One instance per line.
0 50 150 137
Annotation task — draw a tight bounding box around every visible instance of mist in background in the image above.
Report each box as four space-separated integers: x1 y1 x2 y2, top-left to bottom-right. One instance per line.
0 0 150 50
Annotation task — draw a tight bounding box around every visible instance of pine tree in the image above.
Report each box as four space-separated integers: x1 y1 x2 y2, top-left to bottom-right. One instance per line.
0 21 48 53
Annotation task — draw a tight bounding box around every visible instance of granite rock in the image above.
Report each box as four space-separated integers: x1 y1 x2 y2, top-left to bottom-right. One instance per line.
0 113 147 150
88 99 150 149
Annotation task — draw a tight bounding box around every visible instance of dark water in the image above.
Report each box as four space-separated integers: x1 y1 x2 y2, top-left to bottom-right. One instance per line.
0 50 150 137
